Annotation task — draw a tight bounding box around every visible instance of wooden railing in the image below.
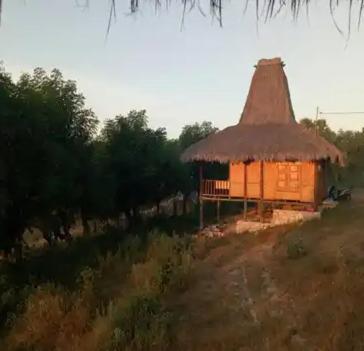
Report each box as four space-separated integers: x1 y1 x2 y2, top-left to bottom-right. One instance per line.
201 179 230 197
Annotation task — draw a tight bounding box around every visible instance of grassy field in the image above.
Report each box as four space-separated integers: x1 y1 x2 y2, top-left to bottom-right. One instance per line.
2 194 364 350
171 191 364 350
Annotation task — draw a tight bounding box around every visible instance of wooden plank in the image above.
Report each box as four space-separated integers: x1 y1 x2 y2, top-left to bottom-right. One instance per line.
259 161 264 222
229 162 245 197
313 162 319 210
247 161 261 198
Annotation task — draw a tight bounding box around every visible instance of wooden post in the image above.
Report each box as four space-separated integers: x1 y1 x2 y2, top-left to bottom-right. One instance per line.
259 161 264 222
199 165 204 230
217 200 220 223
200 198 204 230
244 162 248 220
199 165 203 195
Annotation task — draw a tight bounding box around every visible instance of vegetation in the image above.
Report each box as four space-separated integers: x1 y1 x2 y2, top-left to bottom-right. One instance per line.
1 64 364 256
1 230 194 351
3 192 364 350
0 65 218 256
300 118 364 186
1 0 364 35
2 65 364 350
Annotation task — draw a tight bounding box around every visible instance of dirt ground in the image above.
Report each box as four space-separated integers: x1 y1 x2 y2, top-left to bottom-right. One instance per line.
171 190 364 351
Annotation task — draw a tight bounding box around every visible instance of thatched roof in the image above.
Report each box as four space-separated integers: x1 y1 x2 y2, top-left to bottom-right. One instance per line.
181 57 344 165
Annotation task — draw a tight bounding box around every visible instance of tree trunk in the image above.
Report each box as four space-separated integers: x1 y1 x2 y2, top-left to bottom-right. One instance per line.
173 198 177 217
81 210 91 236
182 194 188 215
125 209 133 228
132 207 140 222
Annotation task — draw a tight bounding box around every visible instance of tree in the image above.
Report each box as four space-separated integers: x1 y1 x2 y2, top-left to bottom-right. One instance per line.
179 121 218 150
100 110 186 223
178 121 223 201
300 118 336 143
0 67 98 252
300 117 364 187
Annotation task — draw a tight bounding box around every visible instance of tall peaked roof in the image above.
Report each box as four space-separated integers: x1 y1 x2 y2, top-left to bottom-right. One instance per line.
181 58 344 165
240 58 295 125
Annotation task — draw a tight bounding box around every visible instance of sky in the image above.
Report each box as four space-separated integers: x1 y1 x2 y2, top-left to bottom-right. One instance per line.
1 0 364 137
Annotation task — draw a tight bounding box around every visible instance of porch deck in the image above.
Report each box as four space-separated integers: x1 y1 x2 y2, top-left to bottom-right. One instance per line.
200 179 315 207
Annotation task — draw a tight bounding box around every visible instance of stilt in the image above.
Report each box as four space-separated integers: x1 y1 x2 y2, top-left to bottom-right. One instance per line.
259 201 264 222
217 200 220 223
199 198 204 230
244 200 247 220
199 165 203 191
199 164 204 230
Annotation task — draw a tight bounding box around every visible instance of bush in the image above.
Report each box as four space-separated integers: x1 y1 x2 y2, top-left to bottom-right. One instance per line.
287 236 307 260
130 233 193 294
2 231 195 351
0 274 32 334
5 284 91 351
109 294 172 351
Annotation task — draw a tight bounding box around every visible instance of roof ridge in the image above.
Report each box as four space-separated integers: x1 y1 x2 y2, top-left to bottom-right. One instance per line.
240 57 295 125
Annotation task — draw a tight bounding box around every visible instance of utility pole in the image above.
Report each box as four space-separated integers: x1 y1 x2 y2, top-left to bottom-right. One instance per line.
315 106 319 135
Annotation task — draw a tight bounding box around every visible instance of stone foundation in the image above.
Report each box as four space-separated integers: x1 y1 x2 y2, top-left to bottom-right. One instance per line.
234 221 272 234
200 209 322 237
271 209 321 226
232 209 321 235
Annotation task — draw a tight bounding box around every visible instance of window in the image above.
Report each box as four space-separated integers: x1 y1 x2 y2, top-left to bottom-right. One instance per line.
277 163 300 192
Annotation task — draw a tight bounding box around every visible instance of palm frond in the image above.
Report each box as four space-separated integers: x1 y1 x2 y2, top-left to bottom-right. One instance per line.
0 0 363 36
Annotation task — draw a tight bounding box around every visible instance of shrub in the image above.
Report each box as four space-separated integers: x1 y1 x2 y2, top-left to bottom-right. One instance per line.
5 283 93 351
287 236 307 260
130 233 193 294
109 294 172 351
2 232 194 351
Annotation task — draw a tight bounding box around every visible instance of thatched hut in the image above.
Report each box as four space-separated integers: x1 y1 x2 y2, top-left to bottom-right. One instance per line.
181 58 343 225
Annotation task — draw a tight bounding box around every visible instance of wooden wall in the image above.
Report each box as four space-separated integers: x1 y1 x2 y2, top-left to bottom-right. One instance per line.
229 161 327 203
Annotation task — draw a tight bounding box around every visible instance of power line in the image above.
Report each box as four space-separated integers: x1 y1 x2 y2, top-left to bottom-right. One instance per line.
319 111 364 115
314 106 364 134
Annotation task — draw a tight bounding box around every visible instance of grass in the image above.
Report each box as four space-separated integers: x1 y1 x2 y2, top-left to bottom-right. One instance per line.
0 225 195 351
166 195 364 351
3 196 364 350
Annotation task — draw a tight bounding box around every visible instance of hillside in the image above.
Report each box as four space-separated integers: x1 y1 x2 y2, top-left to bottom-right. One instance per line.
171 191 364 350
2 193 364 351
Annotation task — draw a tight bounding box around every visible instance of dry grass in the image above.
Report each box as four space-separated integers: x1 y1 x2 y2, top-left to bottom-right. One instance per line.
2 232 194 351
4 193 364 351
170 192 364 350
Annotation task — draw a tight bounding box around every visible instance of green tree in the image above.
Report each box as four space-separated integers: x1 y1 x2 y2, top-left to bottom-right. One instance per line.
179 121 218 150
0 67 98 252
101 110 186 223
300 117 364 186
300 118 336 143
178 121 224 200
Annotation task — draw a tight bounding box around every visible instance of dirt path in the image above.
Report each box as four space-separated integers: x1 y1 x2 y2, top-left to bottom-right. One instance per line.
172 190 364 351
